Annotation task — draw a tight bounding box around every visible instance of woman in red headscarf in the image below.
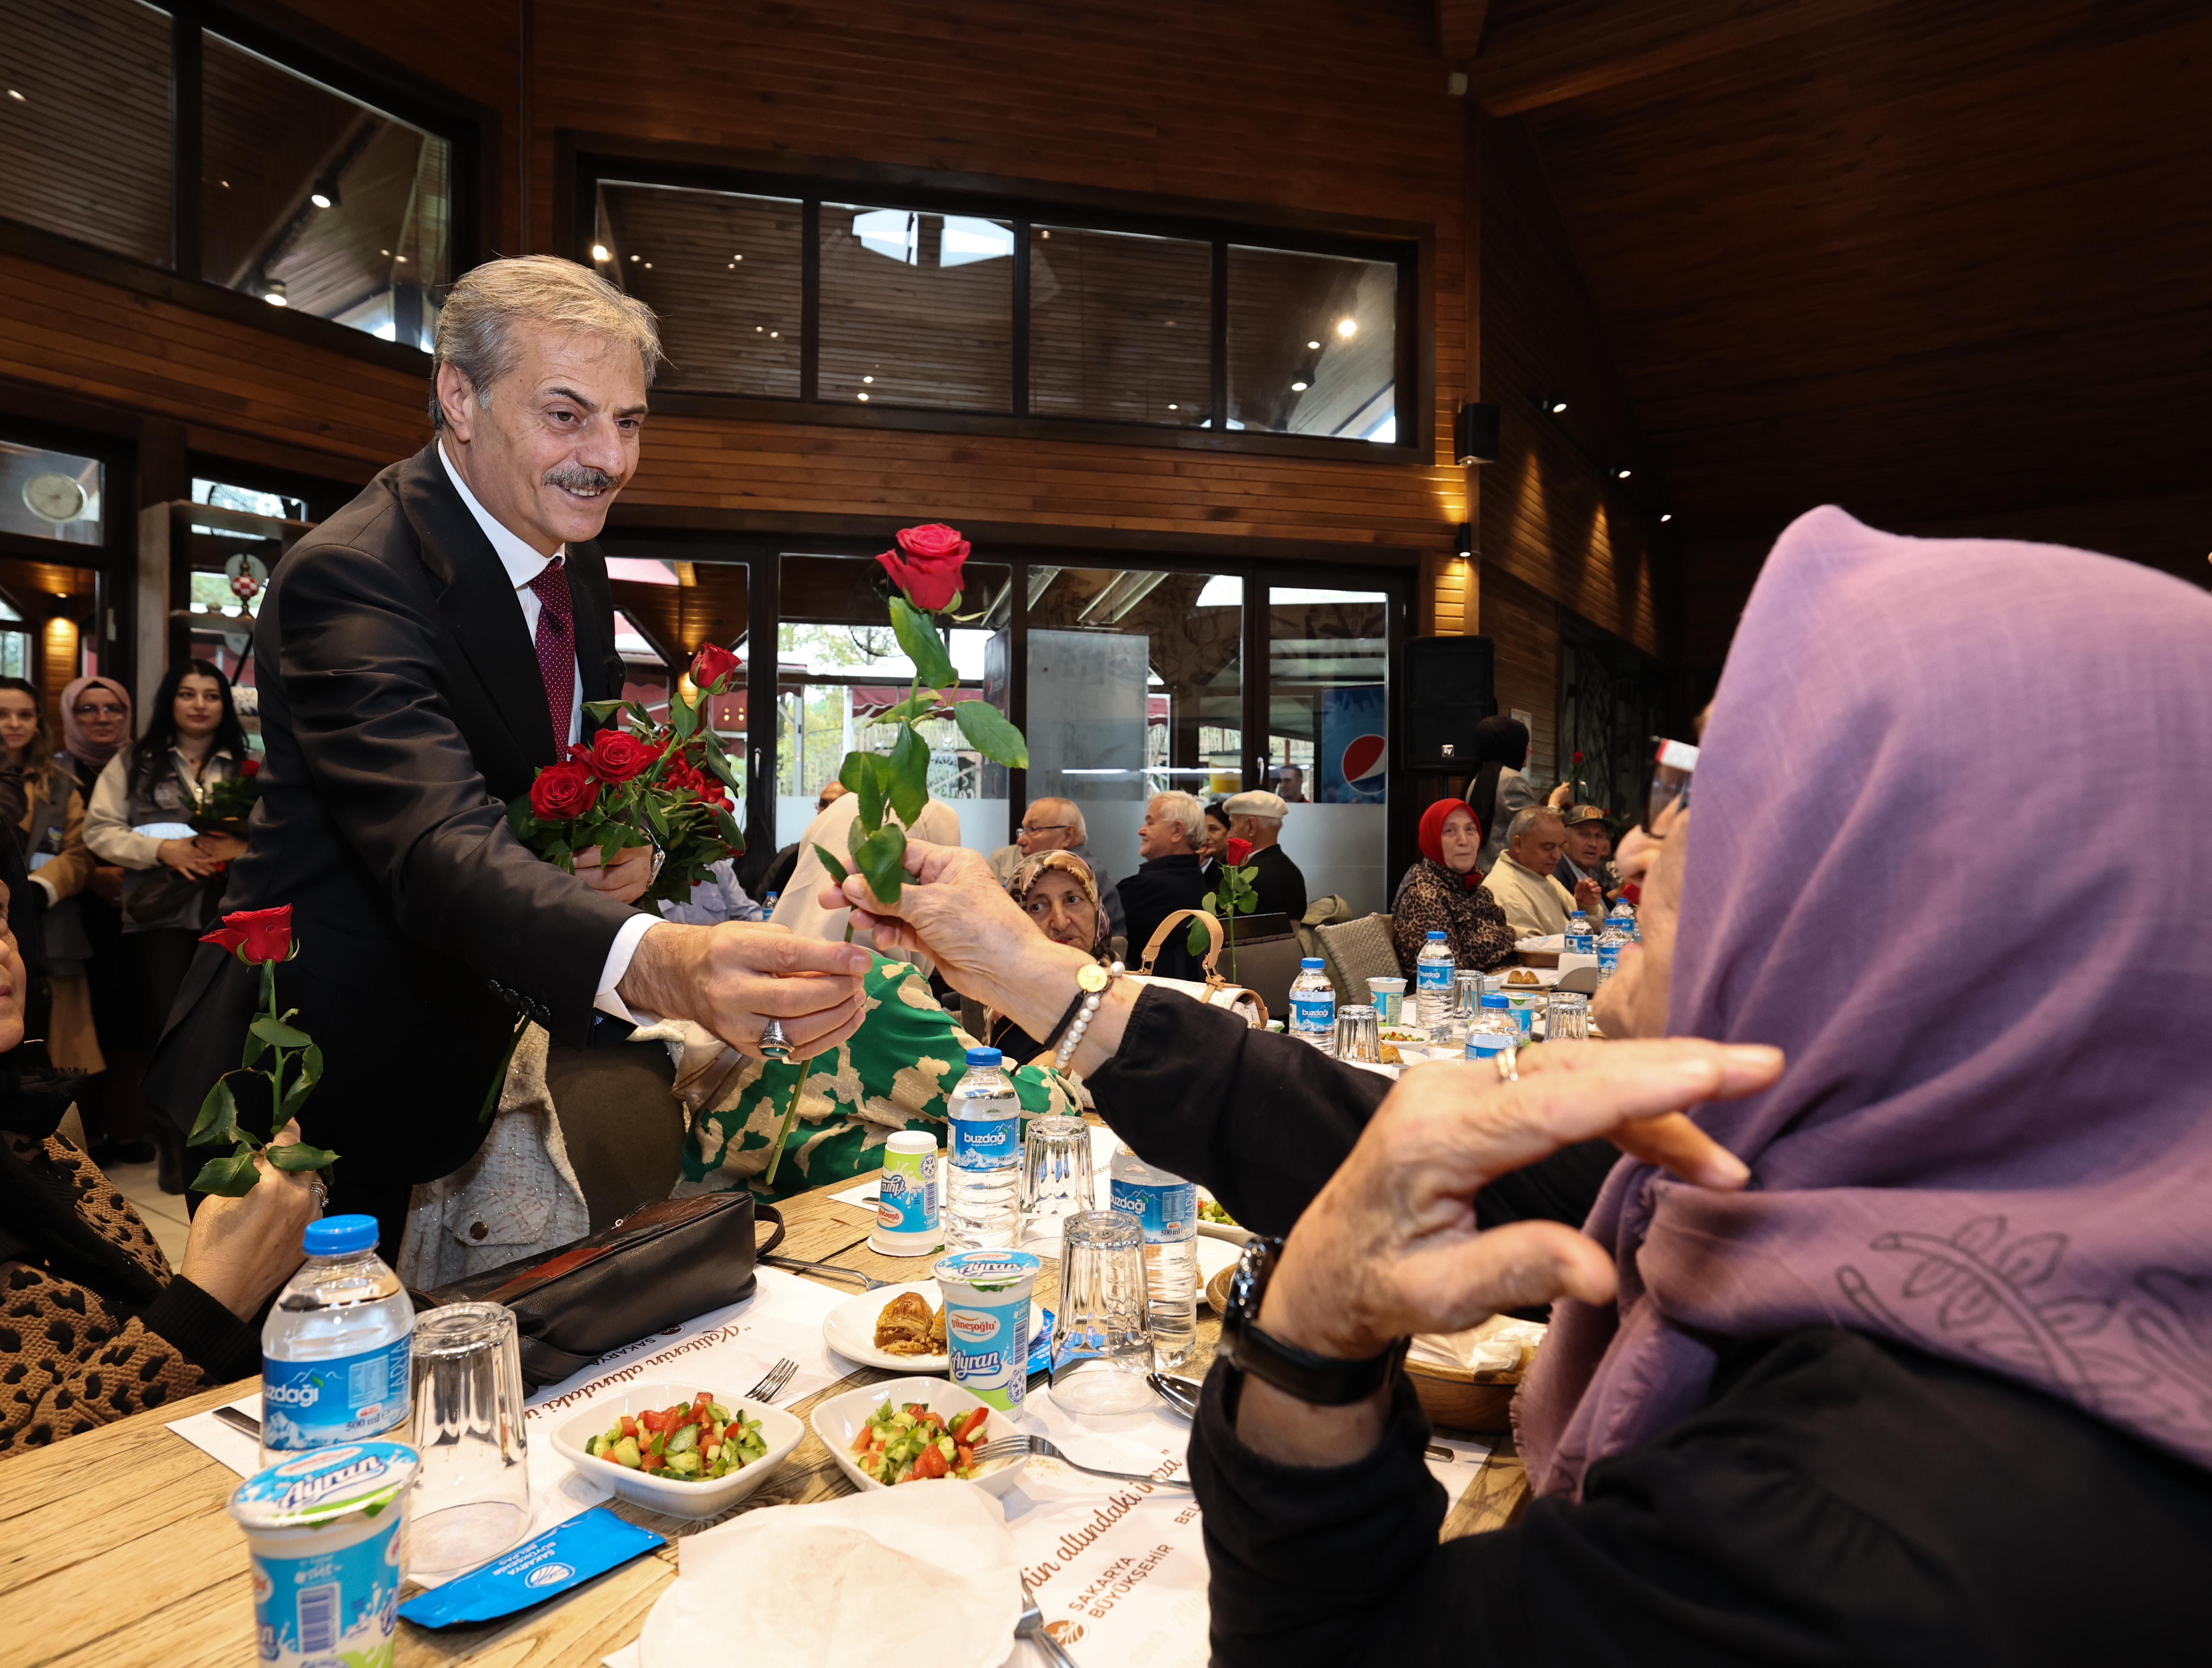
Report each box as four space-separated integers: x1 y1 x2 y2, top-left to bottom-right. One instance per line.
1389 798 1516 981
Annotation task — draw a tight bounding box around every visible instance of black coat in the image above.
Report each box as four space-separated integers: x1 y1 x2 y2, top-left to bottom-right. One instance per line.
146 444 641 1192
1241 841 1306 925
1118 852 1213 981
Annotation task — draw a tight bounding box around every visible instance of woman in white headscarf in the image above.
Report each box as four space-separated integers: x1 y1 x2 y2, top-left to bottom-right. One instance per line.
770 792 962 968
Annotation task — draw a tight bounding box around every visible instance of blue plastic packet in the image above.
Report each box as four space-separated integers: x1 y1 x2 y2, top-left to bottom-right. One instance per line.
398 1507 664 1628
1028 1306 1055 1378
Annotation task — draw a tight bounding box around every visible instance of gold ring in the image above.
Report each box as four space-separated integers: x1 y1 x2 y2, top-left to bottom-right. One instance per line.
1494 1046 1520 1084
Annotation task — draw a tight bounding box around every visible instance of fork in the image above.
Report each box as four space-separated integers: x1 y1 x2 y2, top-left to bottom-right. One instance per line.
742 1356 798 1403
1017 1575 1078 1667
975 1434 1193 1490
762 1253 888 1291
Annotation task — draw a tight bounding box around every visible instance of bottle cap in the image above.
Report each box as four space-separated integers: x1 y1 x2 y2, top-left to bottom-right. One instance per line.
964 1046 1004 1067
1569 912 1587 923
1426 930 1446 941
303 1214 380 1257
1300 957 1324 970
1480 993 1510 1009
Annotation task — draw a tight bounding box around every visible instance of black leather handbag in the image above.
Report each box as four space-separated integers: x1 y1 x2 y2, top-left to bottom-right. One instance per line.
418 1193 785 1391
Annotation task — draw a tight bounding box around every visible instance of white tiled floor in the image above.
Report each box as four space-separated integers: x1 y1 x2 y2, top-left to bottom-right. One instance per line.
106 1158 192 1267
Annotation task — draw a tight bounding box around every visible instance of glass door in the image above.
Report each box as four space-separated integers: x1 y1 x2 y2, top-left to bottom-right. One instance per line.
1264 584 1392 915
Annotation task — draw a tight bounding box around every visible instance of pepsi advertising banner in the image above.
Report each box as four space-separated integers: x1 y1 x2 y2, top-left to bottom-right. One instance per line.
1319 684 1387 802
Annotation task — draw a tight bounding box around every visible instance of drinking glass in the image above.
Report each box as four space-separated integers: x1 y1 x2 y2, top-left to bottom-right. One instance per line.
1333 1004 1381 1063
1545 990 1590 1044
1452 968 1486 1025
407 1303 531 1576
1049 1211 1154 1414
1020 1115 1094 1246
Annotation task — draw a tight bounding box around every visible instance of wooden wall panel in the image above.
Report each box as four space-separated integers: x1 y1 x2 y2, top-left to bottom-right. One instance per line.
1477 562 1560 786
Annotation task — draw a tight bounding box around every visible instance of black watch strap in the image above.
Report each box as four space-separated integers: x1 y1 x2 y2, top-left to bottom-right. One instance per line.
1218 1236 1408 1407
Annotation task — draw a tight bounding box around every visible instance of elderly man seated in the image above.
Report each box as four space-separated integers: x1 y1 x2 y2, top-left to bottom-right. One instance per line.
1117 790 1213 978
1481 805 1604 938
988 796 1125 938
1556 805 1621 905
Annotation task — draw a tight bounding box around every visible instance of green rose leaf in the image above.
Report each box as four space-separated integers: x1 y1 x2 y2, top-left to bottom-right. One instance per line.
250 1015 313 1051
888 595 959 691
813 843 849 883
712 807 746 853
953 699 1029 769
880 693 941 727
583 698 626 720
280 1044 324 1123
671 684 700 741
702 743 741 792
886 724 930 825
266 1140 340 1172
853 822 908 906
189 1075 242 1146
1185 915 1212 957
191 1143 262 1198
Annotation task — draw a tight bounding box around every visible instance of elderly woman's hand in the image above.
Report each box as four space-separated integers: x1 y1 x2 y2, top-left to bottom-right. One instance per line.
178 1123 322 1320
1257 1038 1781 1365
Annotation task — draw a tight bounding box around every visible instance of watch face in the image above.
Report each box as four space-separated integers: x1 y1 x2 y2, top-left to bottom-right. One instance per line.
1225 1235 1278 1326
22 472 87 524
1076 962 1110 993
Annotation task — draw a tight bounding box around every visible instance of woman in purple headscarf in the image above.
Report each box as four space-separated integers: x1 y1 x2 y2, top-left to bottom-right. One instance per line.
1170 509 2212 1662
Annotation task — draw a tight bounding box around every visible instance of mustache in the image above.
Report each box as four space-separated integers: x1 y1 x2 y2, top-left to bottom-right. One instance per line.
543 464 619 493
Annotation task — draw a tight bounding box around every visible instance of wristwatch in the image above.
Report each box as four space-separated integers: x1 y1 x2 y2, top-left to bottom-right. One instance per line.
1217 1235 1408 1407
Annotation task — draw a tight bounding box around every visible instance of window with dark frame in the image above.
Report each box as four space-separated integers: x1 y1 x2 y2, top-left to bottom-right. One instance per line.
0 0 477 352
579 161 1417 453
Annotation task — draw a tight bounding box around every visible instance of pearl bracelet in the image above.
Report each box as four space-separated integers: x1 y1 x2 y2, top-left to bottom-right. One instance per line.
1053 961 1124 1071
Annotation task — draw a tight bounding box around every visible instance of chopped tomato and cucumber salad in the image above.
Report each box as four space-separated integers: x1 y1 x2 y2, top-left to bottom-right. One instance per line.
582 1391 768 1480
850 1400 991 1486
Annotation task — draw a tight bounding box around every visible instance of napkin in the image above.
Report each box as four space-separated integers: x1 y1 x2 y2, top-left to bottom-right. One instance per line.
1408 1317 1547 1373
639 1480 1020 1668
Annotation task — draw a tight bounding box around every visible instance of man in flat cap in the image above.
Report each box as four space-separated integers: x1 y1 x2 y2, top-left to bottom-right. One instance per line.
1557 804 1622 906
1224 789 1307 925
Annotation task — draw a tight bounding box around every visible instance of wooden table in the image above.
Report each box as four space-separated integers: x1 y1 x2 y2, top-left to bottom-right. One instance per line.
0 1172 1530 1668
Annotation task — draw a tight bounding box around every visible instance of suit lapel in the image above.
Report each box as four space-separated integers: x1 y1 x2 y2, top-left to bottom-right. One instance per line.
397 444 562 769
566 541 621 718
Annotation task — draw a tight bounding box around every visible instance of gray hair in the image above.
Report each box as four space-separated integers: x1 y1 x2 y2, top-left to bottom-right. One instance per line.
1027 796 1086 844
430 256 664 430
1507 805 1564 843
1147 790 1206 849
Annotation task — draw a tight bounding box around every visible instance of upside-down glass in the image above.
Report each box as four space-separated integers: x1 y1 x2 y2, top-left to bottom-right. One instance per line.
1644 737 1700 831
407 1303 531 1576
1049 1211 1154 1414
1545 990 1590 1044
1452 968 1487 1026
1020 1115 1094 1247
1333 1004 1381 1063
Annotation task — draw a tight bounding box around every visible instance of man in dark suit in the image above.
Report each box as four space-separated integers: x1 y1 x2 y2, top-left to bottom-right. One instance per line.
1225 790 1308 925
1116 790 1213 980
150 257 868 1251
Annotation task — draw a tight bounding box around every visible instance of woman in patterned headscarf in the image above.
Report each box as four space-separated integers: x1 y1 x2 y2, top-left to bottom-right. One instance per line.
981 850 1114 1061
667 953 1081 1203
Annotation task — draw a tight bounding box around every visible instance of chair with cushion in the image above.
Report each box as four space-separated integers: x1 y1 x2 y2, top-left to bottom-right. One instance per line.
1315 913 1400 1007
1296 893 1353 958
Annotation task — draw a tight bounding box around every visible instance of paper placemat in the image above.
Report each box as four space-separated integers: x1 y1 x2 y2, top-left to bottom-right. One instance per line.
830 1123 1123 1221
169 1267 850 1584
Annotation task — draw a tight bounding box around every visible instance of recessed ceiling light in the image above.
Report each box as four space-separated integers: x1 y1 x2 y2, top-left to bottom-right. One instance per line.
379 248 390 257
643 262 652 268
1336 317 1357 338
1167 403 1179 410
732 254 743 261
263 281 288 308
220 179 230 188
1041 229 1051 239
1547 396 1567 414
1290 381 1308 392
394 254 407 263
1659 512 1674 523
310 192 331 208
629 254 639 262
756 326 763 332
862 375 874 384
6 90 23 102
1613 464 1632 479
857 392 869 401
769 330 779 337
591 243 610 261
1306 340 1320 350
1165 320 1175 328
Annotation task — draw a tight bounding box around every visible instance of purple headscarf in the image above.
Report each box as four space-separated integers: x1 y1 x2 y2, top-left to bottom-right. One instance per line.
1518 506 2212 1498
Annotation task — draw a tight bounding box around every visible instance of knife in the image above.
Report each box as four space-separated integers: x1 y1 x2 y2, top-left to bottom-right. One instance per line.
214 1406 263 1439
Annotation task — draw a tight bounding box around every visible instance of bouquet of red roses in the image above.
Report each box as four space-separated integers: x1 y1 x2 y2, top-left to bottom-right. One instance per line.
507 645 747 907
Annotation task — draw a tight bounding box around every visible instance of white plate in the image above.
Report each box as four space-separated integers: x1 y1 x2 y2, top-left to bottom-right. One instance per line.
809 1375 1029 1498
1195 1234 1242 1282
550 1380 804 1521
822 1281 1046 1375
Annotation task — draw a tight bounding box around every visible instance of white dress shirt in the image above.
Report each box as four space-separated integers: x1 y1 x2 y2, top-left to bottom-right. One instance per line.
439 442 657 1019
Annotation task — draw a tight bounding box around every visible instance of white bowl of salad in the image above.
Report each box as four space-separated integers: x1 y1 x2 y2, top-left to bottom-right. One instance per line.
551 1381 804 1519
809 1376 1028 1499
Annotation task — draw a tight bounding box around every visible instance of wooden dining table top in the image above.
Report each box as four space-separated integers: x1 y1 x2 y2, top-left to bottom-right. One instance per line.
0 1168 1532 1668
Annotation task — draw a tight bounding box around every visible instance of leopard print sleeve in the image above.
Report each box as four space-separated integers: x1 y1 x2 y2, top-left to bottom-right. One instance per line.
0 1261 215 1453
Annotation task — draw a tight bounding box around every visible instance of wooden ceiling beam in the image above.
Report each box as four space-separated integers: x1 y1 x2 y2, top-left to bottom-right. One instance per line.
1467 0 1903 115
1436 0 1491 64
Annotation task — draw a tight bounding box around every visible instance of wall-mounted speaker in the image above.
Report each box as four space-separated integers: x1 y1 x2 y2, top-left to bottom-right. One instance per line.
1404 636 1496 769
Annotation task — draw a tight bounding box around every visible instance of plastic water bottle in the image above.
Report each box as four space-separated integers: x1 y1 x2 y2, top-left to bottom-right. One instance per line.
763 891 781 911
1414 931 1455 1035
1109 1143 1197 1371
1596 919 1629 984
259 1215 413 1470
1287 957 1336 1042
1608 901 1637 943
1465 993 1522 1062
946 1046 1023 1249
1564 911 1594 955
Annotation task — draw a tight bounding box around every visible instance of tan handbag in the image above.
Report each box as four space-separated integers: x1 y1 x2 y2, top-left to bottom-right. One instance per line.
1133 908 1269 1029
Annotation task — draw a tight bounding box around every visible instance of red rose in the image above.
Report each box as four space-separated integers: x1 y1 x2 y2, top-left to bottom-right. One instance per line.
530 760 600 820
588 729 655 783
690 643 740 692
876 522 969 613
201 906 293 965
240 758 261 777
